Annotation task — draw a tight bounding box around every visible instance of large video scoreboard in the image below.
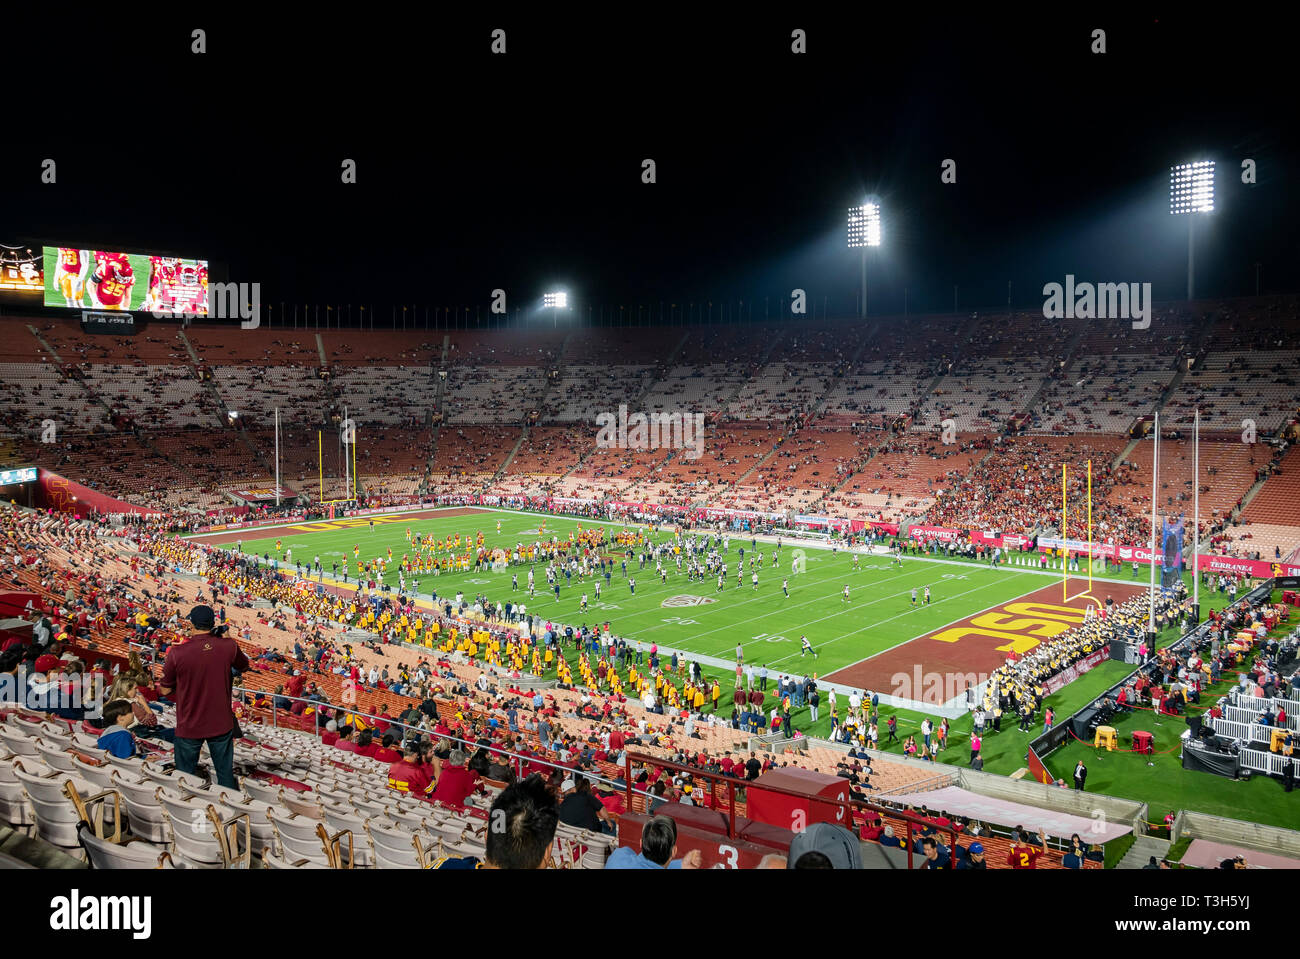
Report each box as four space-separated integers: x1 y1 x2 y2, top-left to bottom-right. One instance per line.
0 467 37 485
43 246 208 316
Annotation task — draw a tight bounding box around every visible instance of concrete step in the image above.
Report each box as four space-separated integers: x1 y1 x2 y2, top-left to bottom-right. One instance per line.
1116 834 1171 870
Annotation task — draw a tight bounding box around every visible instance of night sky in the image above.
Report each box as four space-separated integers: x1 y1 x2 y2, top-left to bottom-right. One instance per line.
3 10 1295 320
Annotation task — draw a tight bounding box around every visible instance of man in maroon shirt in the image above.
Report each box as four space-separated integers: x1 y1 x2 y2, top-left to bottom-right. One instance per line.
159 605 250 789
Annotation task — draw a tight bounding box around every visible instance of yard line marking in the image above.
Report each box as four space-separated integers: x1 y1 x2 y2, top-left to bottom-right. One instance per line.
616 566 919 636
761 573 1038 669
627 572 932 644
808 578 1055 677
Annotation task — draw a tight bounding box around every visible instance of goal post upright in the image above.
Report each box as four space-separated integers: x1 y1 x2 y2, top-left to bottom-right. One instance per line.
1063 458 1098 607
1087 458 1093 595
1062 462 1067 602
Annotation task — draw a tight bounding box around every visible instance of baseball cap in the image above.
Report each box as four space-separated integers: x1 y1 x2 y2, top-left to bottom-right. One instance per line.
787 823 863 869
969 842 985 855
561 779 576 793
33 654 61 674
187 605 216 629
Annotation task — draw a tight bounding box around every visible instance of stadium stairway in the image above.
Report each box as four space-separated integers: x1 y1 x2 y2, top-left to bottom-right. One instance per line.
1142 307 1221 427
495 432 529 482
420 334 453 489
555 329 692 482
751 322 881 509
1115 833 1170 870
1113 435 1141 470
1237 457 1289 522
1014 322 1089 428
32 323 207 485
1103 353 1192 477
637 327 788 495
493 331 577 483
181 328 277 484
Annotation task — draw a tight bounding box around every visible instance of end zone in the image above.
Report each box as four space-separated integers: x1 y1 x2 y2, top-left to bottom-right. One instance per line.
825 581 1147 711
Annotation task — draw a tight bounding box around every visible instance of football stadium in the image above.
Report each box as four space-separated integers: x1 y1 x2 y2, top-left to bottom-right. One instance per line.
0 10 1296 918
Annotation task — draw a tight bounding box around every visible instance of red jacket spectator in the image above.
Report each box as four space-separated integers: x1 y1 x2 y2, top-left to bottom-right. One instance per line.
387 758 431 796
430 762 480 808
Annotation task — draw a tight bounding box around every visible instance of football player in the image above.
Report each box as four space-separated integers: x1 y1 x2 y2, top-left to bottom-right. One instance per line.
143 256 179 313
88 251 134 310
54 248 89 306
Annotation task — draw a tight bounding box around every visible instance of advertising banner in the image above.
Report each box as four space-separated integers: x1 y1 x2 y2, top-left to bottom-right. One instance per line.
1042 649 1110 695
907 524 962 542
548 496 596 508
1196 555 1300 579
1161 515 1185 585
1038 536 1117 558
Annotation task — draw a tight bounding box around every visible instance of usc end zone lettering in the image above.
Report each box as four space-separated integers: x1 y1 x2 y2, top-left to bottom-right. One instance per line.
288 514 410 532
931 601 1087 655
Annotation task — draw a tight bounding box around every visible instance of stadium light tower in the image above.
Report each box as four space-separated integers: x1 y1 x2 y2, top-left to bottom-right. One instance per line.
543 291 568 328
847 198 882 319
1169 161 1214 301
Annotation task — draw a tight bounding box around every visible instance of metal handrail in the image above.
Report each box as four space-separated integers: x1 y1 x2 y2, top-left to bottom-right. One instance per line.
231 684 656 802
622 750 960 869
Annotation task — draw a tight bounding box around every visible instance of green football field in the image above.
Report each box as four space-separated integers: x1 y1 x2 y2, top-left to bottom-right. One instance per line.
196 506 1275 834
203 506 1090 680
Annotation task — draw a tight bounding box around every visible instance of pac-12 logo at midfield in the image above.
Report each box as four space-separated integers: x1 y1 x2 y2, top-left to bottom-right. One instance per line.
661 595 718 608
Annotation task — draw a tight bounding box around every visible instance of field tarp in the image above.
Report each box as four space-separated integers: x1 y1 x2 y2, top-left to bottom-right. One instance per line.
875 784 1133 842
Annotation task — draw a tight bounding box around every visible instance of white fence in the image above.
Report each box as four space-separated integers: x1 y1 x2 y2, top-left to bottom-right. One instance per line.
1207 717 1271 744
1239 747 1299 778
1223 704 1299 730
1232 692 1300 713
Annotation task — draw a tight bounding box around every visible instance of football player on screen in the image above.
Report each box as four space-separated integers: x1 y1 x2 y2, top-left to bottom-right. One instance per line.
195 262 209 315
54 247 89 306
88 251 135 310
143 256 177 313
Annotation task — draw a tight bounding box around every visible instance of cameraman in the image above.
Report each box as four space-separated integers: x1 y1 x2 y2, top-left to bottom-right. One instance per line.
159 605 250 788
